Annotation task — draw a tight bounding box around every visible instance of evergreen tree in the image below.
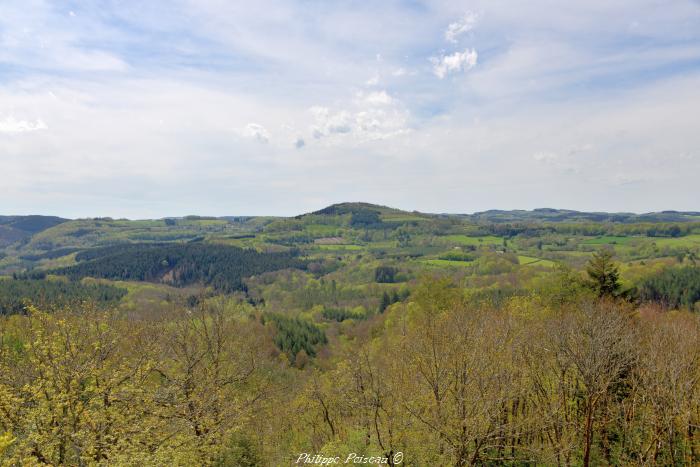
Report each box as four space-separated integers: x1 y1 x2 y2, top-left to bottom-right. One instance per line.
379 291 391 313
586 249 621 298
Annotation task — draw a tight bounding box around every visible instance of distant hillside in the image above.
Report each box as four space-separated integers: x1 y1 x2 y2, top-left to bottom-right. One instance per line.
0 215 69 247
461 209 700 224
0 215 69 233
304 204 700 224
0 225 26 248
51 243 306 292
307 202 408 217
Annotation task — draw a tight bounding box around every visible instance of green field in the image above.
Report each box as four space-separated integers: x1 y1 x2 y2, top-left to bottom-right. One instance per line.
304 224 342 235
420 259 473 268
651 234 700 247
316 244 363 250
582 236 635 245
440 235 503 246
518 255 557 267
381 215 429 223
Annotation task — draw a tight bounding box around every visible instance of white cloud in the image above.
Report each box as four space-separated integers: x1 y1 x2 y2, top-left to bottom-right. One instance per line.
354 109 409 140
361 90 393 106
310 107 353 138
309 91 409 143
243 123 270 143
365 75 379 86
445 11 479 43
1 0 699 216
432 49 478 79
0 116 48 133
533 151 558 163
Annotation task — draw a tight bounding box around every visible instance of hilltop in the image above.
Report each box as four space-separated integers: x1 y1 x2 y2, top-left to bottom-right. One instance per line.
0 215 68 247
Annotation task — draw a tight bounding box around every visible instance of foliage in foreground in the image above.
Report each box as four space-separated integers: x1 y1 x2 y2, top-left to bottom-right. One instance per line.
1 281 700 465
0 301 276 466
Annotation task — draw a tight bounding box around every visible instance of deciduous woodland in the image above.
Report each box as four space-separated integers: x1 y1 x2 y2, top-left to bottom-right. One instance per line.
1 204 700 465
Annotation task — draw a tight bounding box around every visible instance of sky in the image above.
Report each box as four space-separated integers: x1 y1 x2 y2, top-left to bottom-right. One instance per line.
1 0 700 218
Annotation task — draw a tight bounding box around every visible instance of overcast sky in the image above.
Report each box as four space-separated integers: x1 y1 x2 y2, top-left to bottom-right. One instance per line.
1 0 699 218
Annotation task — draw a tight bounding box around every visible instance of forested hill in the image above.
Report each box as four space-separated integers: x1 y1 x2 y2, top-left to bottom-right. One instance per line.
0 215 69 247
307 202 410 217
0 279 126 315
0 215 69 233
49 243 305 292
463 208 700 224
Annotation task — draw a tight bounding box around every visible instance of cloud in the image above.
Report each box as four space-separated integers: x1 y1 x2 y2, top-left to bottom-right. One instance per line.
0 116 48 133
432 49 478 78
1 0 699 216
243 123 270 143
310 107 353 138
532 152 558 163
445 11 479 43
354 109 409 140
309 92 409 143
361 91 393 106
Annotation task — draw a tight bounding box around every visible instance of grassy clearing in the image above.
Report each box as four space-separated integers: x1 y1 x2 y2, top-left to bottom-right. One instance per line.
316 244 363 251
582 236 634 245
441 235 503 246
650 234 700 248
368 241 396 249
518 255 556 267
381 215 429 223
304 224 341 235
420 259 473 268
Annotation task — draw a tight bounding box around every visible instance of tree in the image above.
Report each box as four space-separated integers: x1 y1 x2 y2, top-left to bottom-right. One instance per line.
0 305 157 465
374 266 397 284
586 249 621 297
378 291 391 313
549 302 637 467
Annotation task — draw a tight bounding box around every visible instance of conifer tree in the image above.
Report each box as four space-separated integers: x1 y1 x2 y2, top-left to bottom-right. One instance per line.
586 249 621 297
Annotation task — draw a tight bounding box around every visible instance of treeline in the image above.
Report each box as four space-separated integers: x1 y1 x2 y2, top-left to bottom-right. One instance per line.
52 243 305 292
480 221 699 239
0 279 126 315
638 266 700 310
